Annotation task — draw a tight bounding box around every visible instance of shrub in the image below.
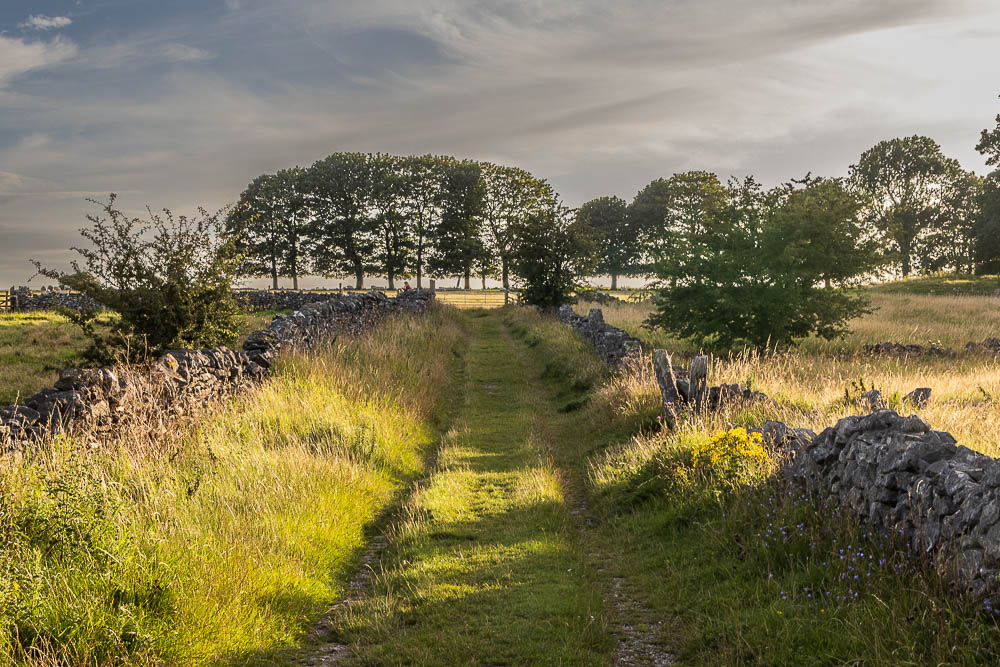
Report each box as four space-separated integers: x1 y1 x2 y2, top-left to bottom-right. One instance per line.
690 427 771 487
34 195 243 362
511 202 595 309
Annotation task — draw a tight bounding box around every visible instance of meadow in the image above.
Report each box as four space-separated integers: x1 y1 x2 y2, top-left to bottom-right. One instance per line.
0 306 462 664
578 277 1000 457
3 277 1000 664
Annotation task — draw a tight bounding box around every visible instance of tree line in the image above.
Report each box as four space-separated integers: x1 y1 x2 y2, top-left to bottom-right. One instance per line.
226 153 556 291
580 132 1000 290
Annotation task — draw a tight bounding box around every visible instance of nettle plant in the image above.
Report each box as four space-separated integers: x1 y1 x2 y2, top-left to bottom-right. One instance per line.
34 195 243 363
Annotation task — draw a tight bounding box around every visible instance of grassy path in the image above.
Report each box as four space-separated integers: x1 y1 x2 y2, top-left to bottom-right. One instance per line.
308 309 637 665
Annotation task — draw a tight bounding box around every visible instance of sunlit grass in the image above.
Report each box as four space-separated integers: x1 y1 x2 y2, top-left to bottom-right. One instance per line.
578 287 1000 456
505 295 1000 664
0 306 463 664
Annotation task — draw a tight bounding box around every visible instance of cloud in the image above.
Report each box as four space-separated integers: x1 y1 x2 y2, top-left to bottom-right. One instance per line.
0 35 77 86
1 0 999 285
161 43 216 62
19 15 73 31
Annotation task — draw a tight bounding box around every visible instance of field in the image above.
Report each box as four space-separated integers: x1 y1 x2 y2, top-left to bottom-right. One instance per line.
3 279 1000 663
578 279 1000 457
0 310 282 405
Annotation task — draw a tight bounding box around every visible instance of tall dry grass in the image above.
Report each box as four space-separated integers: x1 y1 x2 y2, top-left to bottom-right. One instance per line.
578 293 1000 456
0 305 463 665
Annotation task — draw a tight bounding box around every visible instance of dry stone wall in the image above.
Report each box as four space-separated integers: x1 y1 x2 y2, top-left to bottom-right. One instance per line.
0 289 433 449
9 288 377 313
556 303 1000 597
557 305 642 368
784 410 1000 596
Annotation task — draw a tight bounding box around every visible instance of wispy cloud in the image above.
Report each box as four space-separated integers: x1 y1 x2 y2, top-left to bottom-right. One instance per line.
19 15 72 31
1 0 999 285
0 35 76 86
161 43 216 63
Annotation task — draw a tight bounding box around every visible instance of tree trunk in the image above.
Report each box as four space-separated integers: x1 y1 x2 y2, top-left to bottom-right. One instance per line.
388 272 395 290
611 274 618 290
901 238 912 277
293 273 298 290
464 265 471 290
354 258 364 290
416 238 424 289
481 273 486 290
271 256 278 290
502 259 509 290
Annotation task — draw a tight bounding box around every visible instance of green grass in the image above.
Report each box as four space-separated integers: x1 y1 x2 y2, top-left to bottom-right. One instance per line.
503 304 1000 664
320 309 615 664
0 309 284 405
867 273 1000 296
0 306 462 664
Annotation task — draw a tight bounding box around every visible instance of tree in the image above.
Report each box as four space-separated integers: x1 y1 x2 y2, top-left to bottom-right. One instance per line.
479 162 554 289
576 196 639 290
304 152 378 289
976 97 1000 275
627 178 673 276
33 195 242 361
917 170 983 274
977 94 1000 167
849 136 961 277
227 168 309 289
429 160 485 289
977 172 1000 274
370 154 413 290
511 201 595 309
642 171 730 287
398 155 446 288
647 175 873 349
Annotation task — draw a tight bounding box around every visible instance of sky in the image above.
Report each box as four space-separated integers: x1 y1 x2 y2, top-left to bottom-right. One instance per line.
1 0 999 286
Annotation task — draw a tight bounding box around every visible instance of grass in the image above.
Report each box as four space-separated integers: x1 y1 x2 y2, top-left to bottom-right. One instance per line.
0 309 284 405
576 281 1000 457
0 305 462 664
490 282 1000 663
321 309 614 664
5 274 1000 664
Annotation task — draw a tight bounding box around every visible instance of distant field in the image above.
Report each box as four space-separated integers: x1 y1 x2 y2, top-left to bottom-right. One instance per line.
0 309 282 405
578 276 1000 457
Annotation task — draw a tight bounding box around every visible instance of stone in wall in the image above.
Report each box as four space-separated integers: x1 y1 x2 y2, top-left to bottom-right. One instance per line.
652 349 769 425
863 341 955 357
557 305 642 368
0 289 434 449
785 409 1000 597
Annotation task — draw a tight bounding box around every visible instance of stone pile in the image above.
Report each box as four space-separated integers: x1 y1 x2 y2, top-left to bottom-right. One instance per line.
10 289 365 313
0 289 433 448
784 409 1000 596
863 341 955 357
575 290 625 306
557 305 642 368
652 350 769 426
233 290 360 312
966 338 1000 355
11 290 103 312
